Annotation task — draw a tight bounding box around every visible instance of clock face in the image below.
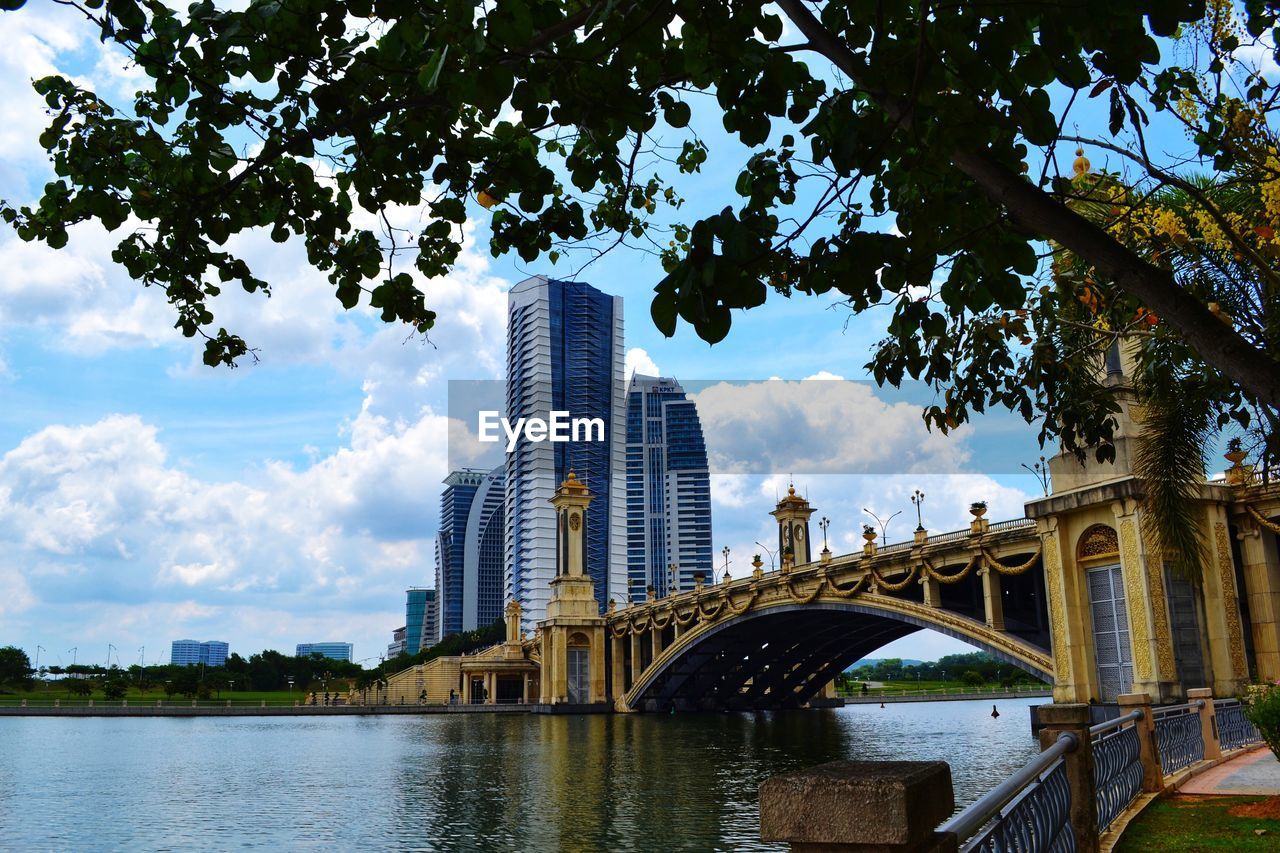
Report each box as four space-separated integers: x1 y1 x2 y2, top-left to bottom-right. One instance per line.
794 526 804 542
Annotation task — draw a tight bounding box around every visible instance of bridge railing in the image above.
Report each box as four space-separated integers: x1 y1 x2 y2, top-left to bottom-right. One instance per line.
760 690 1267 852
1215 698 1263 752
1152 700 1205 776
937 731 1078 852
1090 710 1144 833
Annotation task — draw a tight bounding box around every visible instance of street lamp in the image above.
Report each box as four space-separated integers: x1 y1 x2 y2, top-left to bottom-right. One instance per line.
721 546 731 576
819 516 830 551
910 489 925 532
862 508 902 546
107 643 116 669
754 541 778 571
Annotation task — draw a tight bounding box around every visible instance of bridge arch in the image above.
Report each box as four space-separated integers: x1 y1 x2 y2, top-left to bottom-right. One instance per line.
620 596 1052 712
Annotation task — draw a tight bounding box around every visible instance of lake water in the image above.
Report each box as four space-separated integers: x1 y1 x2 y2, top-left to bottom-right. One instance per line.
0 698 1042 851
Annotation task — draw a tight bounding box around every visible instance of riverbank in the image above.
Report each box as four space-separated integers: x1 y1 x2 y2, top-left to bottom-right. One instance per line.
0 702 530 717
841 689 1050 704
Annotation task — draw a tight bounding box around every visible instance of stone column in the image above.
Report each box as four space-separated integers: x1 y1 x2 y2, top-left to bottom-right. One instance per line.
611 634 626 700
1237 520 1280 681
1037 703 1098 853
980 566 1005 631
522 673 530 704
651 625 663 663
1115 503 1162 699
1188 688 1221 761
1201 505 1250 697
1117 693 1162 792
1040 519 1094 703
630 632 643 684
760 761 956 852
921 575 942 608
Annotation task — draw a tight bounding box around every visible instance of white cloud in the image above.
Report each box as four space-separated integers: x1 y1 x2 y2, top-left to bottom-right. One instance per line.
625 347 660 378
0 394 454 659
690 379 971 475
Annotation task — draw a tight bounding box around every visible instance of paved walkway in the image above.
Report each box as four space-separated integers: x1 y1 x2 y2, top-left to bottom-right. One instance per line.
1180 746 1280 796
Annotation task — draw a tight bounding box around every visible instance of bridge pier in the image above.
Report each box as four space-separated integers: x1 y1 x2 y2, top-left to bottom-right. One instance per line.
979 565 1005 631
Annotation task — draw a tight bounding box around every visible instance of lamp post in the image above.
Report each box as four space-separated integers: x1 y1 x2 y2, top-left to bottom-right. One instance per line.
34 645 43 676
107 643 116 669
819 516 830 551
910 489 925 532
754 541 778 571
862 508 902 547
721 546 731 575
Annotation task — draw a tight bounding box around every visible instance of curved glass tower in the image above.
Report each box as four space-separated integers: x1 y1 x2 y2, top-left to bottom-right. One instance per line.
505 276 626 626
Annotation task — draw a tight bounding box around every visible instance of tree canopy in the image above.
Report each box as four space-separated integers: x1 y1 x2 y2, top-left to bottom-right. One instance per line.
2 0 1277 466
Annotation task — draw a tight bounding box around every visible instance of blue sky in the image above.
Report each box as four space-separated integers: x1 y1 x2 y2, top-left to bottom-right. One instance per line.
1 3 1218 671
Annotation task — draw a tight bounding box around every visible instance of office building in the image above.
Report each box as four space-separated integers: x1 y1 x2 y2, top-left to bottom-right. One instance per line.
625 375 714 601
505 276 626 625
295 642 353 662
170 639 230 667
434 467 506 641
387 626 407 659
404 587 438 655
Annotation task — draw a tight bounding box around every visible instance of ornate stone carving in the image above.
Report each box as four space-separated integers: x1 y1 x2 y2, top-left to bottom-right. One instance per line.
1078 524 1119 561
1118 517 1153 682
1140 523 1176 682
1215 522 1249 679
1043 530 1072 686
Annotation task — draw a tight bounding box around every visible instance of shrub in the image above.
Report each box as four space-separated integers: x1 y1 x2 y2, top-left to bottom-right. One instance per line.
1244 682 1280 761
961 670 985 687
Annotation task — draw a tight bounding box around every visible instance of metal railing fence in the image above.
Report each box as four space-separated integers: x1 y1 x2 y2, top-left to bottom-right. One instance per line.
1089 710 1143 832
939 732 1078 853
1153 700 1205 776
1215 698 1263 752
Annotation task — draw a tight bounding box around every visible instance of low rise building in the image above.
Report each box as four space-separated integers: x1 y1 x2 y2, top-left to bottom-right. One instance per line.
170 639 229 667
295 642 353 662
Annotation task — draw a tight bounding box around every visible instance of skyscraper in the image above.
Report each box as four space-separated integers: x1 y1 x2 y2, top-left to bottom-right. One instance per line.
434 466 506 640
295 642 353 662
625 375 713 601
170 639 229 667
404 587 437 655
505 276 626 625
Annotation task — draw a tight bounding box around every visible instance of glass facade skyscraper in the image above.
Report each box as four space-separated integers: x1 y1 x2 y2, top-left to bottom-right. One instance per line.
625 375 713 601
404 587 437 655
506 276 626 625
295 642 353 662
434 466 505 640
170 639 229 667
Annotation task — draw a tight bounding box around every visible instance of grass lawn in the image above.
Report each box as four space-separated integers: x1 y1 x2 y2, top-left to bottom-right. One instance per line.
1116 795 1280 851
0 685 305 704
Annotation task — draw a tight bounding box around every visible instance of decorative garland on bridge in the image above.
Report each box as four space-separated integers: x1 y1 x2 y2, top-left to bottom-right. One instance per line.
921 555 979 585
785 576 825 604
649 609 672 630
979 545 1042 576
1246 504 1280 535
672 605 697 626
697 597 726 621
726 590 757 615
870 563 918 592
824 572 869 598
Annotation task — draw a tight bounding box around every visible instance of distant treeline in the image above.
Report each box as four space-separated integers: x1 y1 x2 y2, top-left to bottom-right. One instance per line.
1 620 508 697
845 652 1047 686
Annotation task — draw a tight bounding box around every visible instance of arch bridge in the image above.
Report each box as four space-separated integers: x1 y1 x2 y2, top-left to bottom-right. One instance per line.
606 511 1050 713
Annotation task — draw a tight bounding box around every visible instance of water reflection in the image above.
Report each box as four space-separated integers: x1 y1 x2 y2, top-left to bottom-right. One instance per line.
0 699 1040 851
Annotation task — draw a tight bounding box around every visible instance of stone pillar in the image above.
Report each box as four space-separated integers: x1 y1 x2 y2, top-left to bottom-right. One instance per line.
1201 506 1250 697
1238 521 1280 681
1040 520 1094 703
1115 504 1162 699
611 634 626 700
980 566 1005 631
651 625 663 663
921 575 942 608
1037 704 1098 853
630 632 643 684
1187 688 1221 761
760 761 956 852
1117 693 1162 792
522 673 530 704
